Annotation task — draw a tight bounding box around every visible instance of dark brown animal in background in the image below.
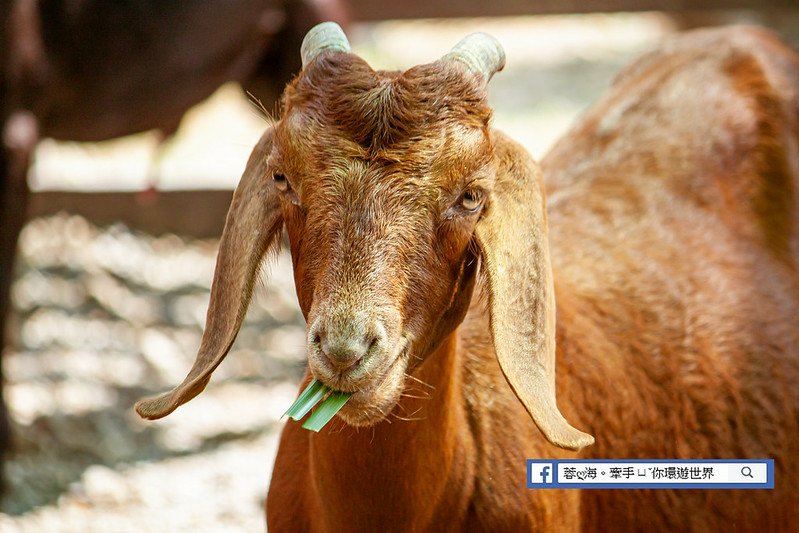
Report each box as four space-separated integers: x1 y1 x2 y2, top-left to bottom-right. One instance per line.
0 0 347 494
137 22 799 531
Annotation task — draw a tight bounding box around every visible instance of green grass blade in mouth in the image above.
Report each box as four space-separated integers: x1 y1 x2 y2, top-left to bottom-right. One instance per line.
302 390 352 432
284 379 330 420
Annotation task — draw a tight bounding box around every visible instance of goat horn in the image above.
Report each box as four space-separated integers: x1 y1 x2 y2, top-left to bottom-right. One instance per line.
444 32 506 82
301 21 351 69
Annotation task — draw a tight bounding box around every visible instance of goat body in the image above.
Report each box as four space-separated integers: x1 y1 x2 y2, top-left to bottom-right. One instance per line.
543 26 799 530
138 24 799 531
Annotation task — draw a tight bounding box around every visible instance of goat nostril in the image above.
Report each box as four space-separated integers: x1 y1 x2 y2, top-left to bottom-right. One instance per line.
312 321 383 373
323 350 364 372
320 335 373 372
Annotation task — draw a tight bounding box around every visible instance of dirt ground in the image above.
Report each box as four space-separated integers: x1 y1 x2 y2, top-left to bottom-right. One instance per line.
5 13 792 532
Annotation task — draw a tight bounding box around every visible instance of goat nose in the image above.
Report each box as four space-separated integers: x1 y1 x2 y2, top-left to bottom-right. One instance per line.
312 324 377 372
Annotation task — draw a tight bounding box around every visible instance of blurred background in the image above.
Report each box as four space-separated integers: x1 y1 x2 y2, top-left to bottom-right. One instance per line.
1 1 798 531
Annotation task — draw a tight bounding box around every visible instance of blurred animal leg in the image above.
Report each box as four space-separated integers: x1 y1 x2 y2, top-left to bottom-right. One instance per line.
0 110 38 496
137 130 176 206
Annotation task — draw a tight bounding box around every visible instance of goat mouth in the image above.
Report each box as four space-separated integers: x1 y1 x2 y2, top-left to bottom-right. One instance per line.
316 336 410 390
331 341 411 427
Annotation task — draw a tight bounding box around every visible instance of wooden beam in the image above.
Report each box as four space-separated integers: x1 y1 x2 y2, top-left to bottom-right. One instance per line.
347 0 798 21
27 190 233 238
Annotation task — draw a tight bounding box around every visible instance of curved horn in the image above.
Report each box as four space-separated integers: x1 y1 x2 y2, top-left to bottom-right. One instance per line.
443 32 506 83
301 21 351 69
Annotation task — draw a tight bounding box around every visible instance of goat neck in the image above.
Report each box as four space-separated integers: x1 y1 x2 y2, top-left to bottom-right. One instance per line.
269 333 476 532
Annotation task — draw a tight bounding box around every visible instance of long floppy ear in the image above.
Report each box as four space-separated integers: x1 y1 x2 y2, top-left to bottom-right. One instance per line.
475 131 594 450
135 129 282 420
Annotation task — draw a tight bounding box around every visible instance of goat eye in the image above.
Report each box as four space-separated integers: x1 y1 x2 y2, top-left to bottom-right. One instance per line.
460 189 483 212
273 172 289 192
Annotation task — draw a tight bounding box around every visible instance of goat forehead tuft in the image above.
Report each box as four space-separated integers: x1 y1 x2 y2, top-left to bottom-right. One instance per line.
284 54 492 151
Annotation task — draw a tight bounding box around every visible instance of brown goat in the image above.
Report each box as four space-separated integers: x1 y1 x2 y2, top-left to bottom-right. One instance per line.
137 23 799 531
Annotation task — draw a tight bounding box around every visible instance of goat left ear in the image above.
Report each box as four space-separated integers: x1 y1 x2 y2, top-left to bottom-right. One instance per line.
135 129 283 420
475 131 594 450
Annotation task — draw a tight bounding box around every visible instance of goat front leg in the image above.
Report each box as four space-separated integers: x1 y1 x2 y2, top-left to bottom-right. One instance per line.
0 109 38 497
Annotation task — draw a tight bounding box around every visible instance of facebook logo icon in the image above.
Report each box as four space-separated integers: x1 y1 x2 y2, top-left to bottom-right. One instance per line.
528 462 555 487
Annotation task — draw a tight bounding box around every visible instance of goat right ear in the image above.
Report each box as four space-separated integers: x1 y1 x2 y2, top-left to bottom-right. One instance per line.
475 131 594 451
135 128 283 420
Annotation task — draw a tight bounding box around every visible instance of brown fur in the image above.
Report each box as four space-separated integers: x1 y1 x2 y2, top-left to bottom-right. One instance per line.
541 25 799 531
138 25 799 531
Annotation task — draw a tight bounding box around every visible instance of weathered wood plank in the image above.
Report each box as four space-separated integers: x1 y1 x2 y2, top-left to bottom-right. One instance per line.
347 0 797 21
27 190 233 238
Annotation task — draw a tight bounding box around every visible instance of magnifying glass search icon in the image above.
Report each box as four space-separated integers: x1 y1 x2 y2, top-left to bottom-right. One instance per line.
741 466 754 478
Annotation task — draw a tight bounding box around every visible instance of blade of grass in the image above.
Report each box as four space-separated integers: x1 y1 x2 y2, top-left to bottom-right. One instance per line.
302 391 352 432
284 379 330 420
